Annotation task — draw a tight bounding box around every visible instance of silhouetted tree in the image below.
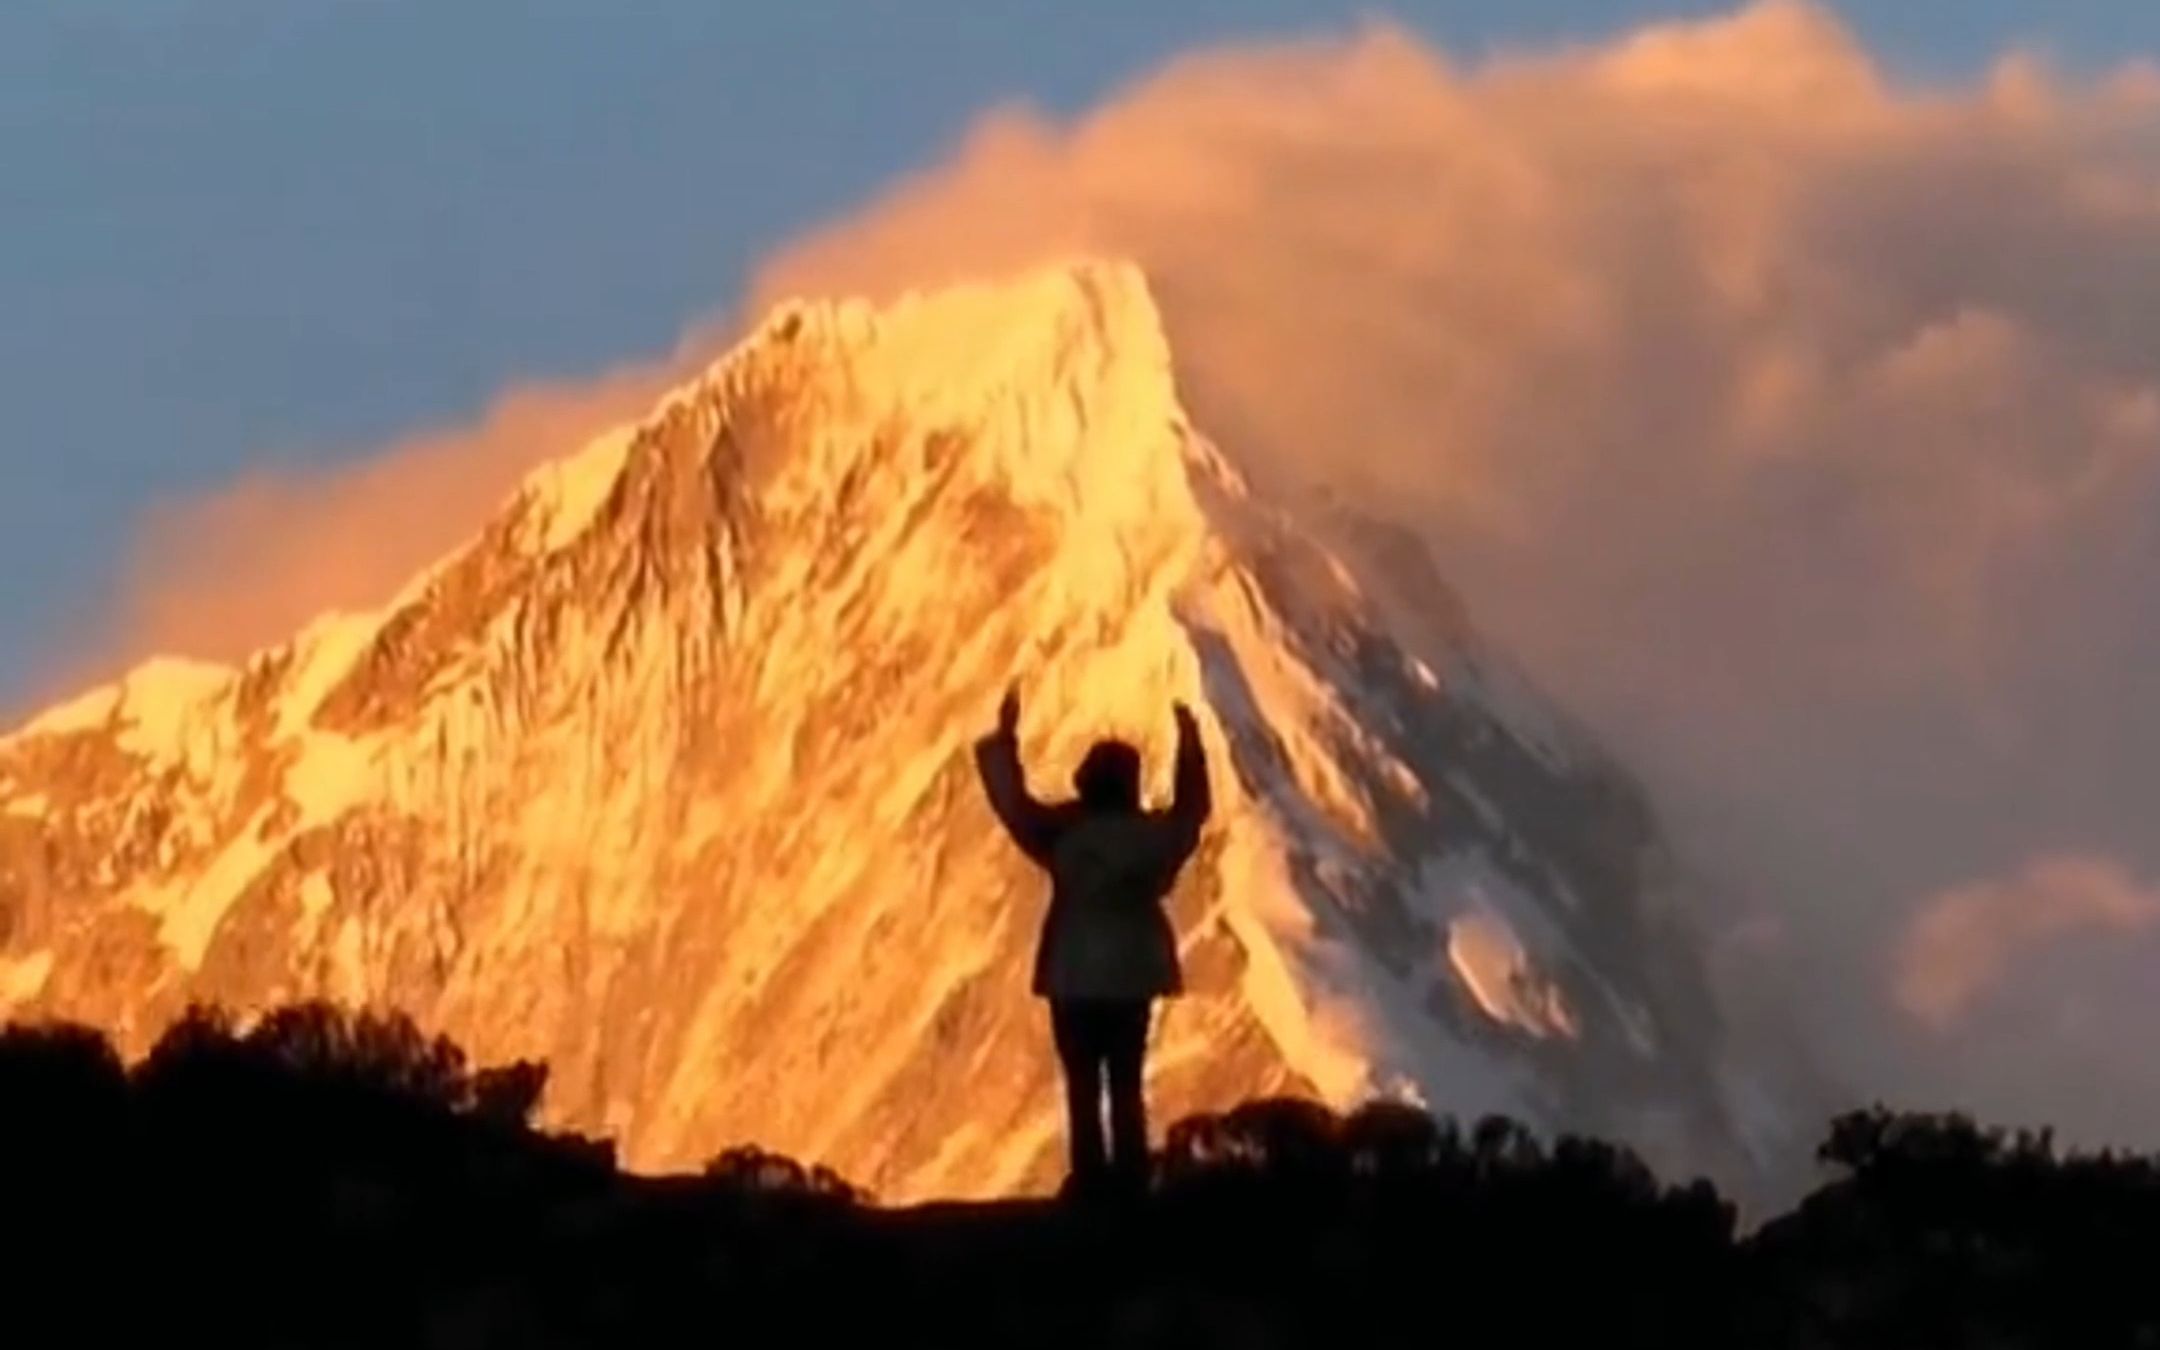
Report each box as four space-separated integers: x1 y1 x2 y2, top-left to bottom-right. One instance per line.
6 1002 2158 1347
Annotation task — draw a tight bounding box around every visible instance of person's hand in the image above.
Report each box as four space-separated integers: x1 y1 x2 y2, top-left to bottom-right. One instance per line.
998 685 1022 738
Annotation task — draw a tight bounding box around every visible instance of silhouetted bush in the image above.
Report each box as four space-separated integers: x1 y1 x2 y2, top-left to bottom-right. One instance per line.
0 1017 127 1135
703 1143 864 1204
1160 1095 1349 1188
4 1004 2157 1348
0 1016 130 1209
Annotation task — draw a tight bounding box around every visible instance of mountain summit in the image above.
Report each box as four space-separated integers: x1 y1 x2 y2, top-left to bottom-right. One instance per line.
0 261 1790 1199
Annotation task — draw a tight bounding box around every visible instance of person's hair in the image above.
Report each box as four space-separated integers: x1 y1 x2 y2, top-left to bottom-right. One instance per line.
1072 740 1143 810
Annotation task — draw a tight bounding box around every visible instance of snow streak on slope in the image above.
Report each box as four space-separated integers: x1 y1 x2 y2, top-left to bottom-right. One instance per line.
0 261 1782 1199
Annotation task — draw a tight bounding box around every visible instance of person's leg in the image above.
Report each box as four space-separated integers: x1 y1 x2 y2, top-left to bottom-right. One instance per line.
1049 1000 1108 1188
1103 999 1153 1190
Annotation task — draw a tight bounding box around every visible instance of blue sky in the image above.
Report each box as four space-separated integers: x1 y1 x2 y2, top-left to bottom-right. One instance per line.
3 0 2155 702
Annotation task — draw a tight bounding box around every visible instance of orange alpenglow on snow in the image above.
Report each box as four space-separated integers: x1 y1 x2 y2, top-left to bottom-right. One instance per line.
0 262 1797 1201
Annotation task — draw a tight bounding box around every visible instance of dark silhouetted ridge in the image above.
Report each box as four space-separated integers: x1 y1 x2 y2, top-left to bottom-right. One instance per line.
4 1001 2153 1348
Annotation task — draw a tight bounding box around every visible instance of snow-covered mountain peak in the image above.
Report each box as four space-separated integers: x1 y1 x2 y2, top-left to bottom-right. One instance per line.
513 256 1199 560
0 263 1807 1203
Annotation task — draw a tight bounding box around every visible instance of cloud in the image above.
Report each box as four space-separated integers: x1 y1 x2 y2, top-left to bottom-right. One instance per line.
36 349 701 704
1895 855 2160 1031
81 1 2160 1137
752 2 2160 754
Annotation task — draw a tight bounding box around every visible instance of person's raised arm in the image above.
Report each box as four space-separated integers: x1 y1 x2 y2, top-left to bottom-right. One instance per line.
1165 701 1212 859
973 686 1058 865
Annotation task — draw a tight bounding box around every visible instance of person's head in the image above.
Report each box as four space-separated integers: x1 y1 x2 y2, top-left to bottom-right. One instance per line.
1072 739 1143 812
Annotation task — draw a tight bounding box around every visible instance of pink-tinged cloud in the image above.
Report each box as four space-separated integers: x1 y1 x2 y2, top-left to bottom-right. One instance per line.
32 350 700 706
1896 856 2160 1031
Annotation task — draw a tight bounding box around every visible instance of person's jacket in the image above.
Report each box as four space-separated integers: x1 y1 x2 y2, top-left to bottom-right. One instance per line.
974 714 1211 1000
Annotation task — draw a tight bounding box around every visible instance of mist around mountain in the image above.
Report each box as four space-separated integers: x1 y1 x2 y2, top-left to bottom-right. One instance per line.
6 1000 2150 1350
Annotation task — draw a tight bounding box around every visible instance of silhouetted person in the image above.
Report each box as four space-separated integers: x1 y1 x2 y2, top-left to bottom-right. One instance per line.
975 685 1212 1198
